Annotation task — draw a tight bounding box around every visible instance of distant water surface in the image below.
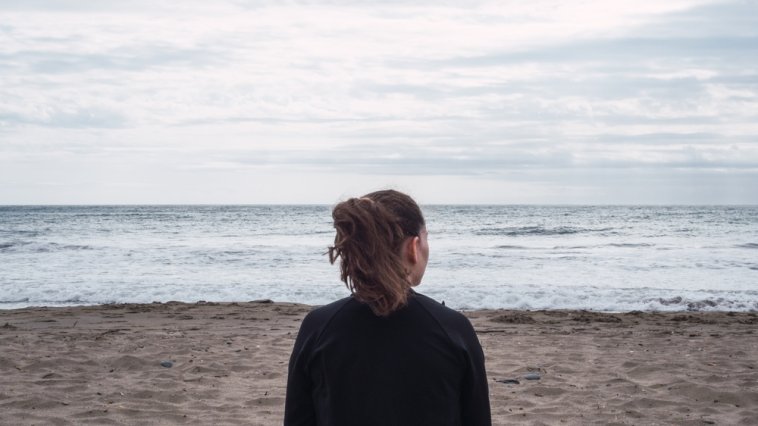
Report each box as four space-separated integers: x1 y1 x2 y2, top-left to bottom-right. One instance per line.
1 205 756 311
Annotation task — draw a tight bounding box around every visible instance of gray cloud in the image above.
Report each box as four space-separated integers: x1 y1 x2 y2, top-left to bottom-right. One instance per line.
403 36 758 71
641 1 758 37
189 139 758 177
1 0 756 203
0 45 223 74
0 1 171 12
0 112 123 129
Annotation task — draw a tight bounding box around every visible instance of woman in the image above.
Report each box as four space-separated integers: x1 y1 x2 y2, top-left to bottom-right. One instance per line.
284 190 491 426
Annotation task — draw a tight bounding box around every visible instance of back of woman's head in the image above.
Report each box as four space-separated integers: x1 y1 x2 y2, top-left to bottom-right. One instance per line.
328 190 425 316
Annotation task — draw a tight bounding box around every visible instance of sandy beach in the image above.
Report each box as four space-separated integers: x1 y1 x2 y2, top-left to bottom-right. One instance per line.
1 301 756 425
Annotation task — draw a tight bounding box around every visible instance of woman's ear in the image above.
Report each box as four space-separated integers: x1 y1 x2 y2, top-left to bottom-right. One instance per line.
406 236 420 264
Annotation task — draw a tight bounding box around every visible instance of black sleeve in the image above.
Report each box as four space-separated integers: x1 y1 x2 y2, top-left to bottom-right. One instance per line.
460 318 492 426
283 313 317 426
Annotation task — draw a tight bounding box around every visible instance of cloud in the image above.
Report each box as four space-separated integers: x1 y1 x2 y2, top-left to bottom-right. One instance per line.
0 46 222 74
0 107 127 128
0 0 756 203
417 37 755 71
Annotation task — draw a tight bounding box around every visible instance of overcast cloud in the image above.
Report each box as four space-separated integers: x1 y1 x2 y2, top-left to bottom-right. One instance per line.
1 0 756 204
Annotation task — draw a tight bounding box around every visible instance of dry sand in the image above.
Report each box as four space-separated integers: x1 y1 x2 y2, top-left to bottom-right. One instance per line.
1 301 756 425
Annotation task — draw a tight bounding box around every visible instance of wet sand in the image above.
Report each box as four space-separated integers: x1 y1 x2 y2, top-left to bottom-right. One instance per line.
1 302 756 425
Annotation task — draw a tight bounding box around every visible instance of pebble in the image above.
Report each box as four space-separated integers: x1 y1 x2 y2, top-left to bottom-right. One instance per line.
160 360 173 368
524 372 541 380
497 379 521 385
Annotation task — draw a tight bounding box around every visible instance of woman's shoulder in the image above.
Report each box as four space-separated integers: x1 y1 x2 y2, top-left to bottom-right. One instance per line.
303 296 354 323
411 292 476 335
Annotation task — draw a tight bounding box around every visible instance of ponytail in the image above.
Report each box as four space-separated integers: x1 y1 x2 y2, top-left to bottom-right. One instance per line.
328 190 425 316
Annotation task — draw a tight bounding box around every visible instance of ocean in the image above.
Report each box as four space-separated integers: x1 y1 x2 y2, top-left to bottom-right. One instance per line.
1 205 756 312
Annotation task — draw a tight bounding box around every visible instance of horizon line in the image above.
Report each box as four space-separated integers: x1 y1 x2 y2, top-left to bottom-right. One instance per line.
2 203 757 207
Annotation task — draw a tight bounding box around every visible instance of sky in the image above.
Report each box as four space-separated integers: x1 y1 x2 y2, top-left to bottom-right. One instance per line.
1 0 757 204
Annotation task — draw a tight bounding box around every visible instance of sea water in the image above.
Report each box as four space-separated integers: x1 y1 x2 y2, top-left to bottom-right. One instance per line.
1 205 756 312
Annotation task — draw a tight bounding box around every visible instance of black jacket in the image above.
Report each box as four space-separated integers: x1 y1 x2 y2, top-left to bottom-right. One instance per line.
284 292 491 426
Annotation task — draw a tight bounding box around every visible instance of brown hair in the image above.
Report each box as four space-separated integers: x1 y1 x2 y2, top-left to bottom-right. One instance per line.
328 190 425 316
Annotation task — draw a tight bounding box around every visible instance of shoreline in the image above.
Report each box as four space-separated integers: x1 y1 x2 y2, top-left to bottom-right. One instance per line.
3 299 757 314
2 301 757 424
